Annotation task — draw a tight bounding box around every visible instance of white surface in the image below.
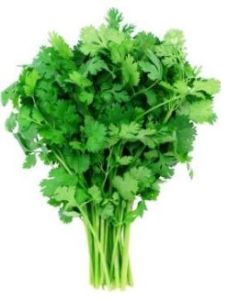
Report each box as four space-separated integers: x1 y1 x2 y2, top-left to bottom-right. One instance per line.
0 0 227 299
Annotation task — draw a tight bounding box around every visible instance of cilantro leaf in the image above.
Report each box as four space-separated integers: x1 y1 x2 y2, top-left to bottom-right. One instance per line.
78 90 94 105
189 100 216 124
193 79 221 95
125 201 147 224
80 26 101 56
68 71 92 88
84 118 107 153
83 57 108 76
69 154 90 174
49 32 73 58
75 188 89 205
112 172 138 200
172 116 196 159
55 186 76 204
88 185 102 203
122 55 140 86
116 156 133 165
24 69 40 97
119 122 141 140
99 203 114 219
58 206 73 223
106 8 123 29
1 82 17 106
164 29 185 48
5 113 17 132
40 167 77 197
139 50 163 81
23 153 36 169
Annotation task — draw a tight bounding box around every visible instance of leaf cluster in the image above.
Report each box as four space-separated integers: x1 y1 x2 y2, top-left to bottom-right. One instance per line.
1 8 220 224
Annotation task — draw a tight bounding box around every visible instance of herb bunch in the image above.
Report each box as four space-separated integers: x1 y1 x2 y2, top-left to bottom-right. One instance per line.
1 8 220 289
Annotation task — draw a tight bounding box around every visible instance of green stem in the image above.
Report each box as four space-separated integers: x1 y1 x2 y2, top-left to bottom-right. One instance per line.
163 108 174 124
110 205 124 274
112 226 120 288
120 224 131 289
53 151 73 175
127 258 134 286
79 207 111 287
132 81 158 99
99 218 105 286
135 96 179 121
102 147 113 190
92 205 99 287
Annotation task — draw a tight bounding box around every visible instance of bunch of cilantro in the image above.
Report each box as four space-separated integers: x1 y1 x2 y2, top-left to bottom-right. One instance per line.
1 8 220 289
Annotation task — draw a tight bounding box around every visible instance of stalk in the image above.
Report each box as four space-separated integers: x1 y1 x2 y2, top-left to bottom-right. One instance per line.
80 207 111 288
120 223 131 289
83 205 133 289
113 226 120 288
99 218 105 286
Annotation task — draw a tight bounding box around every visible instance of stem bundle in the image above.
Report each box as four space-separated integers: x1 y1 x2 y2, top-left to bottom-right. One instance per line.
82 204 133 289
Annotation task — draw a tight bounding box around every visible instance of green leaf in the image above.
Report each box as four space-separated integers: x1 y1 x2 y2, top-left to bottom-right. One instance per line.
108 122 146 145
70 155 90 174
164 29 185 48
40 167 77 197
125 201 147 224
116 156 133 165
24 70 40 97
189 100 216 124
5 113 17 132
122 55 140 86
80 21 125 57
39 127 65 145
106 8 123 29
193 79 220 95
112 172 138 200
172 116 196 158
129 166 151 182
83 57 108 76
139 61 158 78
99 25 125 45
155 43 178 67
119 122 141 140
139 50 162 81
88 185 102 203
69 141 84 151
174 80 188 96
80 26 100 44
68 71 92 88
122 23 135 35
100 203 114 219
112 85 130 102
110 44 126 63
134 32 158 53
102 84 130 103
84 118 107 153
80 26 101 56
75 188 89 205
23 153 36 169
1 82 17 106
144 90 157 106
78 90 94 105
55 186 76 204
49 32 73 58
59 207 73 224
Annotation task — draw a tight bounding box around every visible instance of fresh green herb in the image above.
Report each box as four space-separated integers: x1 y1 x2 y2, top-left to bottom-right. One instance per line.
1 8 220 290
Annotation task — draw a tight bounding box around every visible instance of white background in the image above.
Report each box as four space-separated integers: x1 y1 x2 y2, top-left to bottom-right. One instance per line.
0 0 227 299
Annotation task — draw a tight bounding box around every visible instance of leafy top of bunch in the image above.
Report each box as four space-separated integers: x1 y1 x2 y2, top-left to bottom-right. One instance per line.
1 8 220 224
